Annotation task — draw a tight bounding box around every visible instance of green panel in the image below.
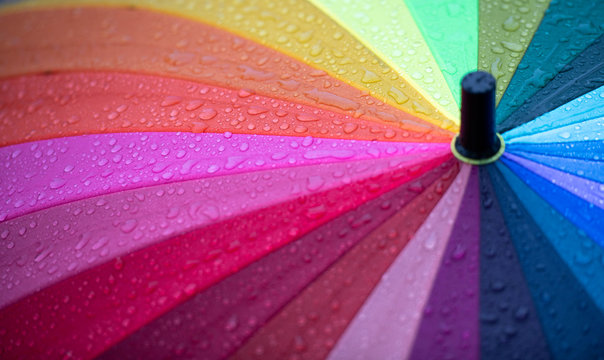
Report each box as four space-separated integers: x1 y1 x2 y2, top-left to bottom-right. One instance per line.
406 0 477 106
309 0 460 120
478 0 551 103
497 0 604 123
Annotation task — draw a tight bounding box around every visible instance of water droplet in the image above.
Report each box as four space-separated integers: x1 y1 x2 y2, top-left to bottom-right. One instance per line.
238 89 254 98
451 244 466 260
296 113 319 122
361 70 381 83
198 108 217 120
161 96 183 107
302 136 313 147
91 236 109 250
184 283 197 295
120 219 138 233
388 87 409 104
558 131 571 139
294 125 308 133
424 232 437 250
247 106 268 115
343 123 358 134
304 88 359 110
49 178 66 189
514 307 529 321
305 204 326 220
500 41 523 52
306 176 325 191
185 100 203 111
502 16 520 32
225 315 238 331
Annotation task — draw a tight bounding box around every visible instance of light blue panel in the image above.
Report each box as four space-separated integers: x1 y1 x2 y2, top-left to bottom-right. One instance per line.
506 141 604 161
503 85 604 142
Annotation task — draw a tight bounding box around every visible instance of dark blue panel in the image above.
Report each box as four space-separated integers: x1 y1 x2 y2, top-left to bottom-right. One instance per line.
488 163 604 359
479 166 551 360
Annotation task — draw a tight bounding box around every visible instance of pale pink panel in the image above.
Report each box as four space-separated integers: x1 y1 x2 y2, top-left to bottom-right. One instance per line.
0 132 447 221
0 151 448 308
327 163 471 360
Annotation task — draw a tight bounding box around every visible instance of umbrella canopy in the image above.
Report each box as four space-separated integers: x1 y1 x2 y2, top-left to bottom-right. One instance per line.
0 1 603 359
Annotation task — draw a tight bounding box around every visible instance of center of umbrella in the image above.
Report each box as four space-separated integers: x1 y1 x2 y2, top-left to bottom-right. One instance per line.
451 71 505 165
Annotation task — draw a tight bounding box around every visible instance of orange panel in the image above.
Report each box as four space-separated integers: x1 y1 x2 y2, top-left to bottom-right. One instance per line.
0 7 454 140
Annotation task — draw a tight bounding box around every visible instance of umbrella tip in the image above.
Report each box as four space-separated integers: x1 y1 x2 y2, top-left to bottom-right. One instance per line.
451 71 504 165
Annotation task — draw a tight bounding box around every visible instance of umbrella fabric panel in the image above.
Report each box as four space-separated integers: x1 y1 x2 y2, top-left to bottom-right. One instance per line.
3 0 457 128
505 116 603 145
308 0 459 117
497 160 604 313
0 72 452 148
0 131 447 220
489 163 604 359
496 0 604 123
1 155 445 308
506 151 604 183
0 8 451 133
504 153 603 210
408 166 480 360
0 154 449 359
503 85 604 144
501 156 604 246
326 164 471 360
478 0 550 102
499 34 604 132
99 158 458 360
478 166 551 360
232 162 460 360
405 0 478 106
505 140 604 161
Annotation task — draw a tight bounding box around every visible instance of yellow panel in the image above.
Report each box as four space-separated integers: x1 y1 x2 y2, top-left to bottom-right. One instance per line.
309 0 459 113
2 0 458 129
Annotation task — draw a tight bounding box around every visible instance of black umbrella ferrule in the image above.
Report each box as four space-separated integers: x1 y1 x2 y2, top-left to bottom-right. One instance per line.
452 71 504 165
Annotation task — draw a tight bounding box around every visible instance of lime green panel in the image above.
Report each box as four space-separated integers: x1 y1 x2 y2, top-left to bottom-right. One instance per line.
3 0 459 129
309 0 460 119
478 0 551 103
406 0 477 106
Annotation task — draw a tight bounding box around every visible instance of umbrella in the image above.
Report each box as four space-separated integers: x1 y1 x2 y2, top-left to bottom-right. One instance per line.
0 0 603 359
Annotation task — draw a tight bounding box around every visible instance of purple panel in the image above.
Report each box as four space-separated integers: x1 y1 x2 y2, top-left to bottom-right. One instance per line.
409 165 480 360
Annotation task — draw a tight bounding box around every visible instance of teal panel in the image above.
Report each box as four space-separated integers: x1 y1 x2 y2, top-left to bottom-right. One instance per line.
497 0 604 123
503 85 604 143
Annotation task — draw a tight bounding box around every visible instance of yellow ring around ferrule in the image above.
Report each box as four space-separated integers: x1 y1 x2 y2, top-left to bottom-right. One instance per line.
450 133 505 165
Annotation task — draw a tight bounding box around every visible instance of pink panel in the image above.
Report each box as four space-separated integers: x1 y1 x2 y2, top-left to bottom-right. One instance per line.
409 165 480 360
0 132 446 220
0 152 448 308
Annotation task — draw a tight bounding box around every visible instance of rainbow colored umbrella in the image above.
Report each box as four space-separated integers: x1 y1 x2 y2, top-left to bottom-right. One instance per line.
0 0 603 359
